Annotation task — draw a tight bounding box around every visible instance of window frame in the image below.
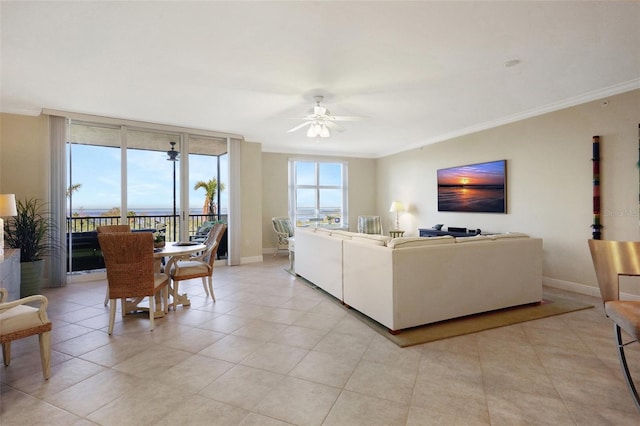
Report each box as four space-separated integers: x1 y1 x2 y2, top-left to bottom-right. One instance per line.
288 159 348 228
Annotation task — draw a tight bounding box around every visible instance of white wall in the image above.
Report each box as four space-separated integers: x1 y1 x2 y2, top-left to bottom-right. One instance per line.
376 89 640 296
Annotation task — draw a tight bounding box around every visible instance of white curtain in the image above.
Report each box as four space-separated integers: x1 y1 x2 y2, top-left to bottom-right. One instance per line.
49 115 67 287
228 137 242 265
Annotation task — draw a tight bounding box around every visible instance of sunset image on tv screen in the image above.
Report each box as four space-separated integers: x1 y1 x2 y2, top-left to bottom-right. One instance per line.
437 160 506 213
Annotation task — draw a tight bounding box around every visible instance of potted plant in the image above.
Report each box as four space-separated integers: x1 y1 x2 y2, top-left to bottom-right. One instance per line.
3 197 56 297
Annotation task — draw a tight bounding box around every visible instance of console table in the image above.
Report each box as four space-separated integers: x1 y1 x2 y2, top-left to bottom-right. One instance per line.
389 230 405 238
419 228 481 238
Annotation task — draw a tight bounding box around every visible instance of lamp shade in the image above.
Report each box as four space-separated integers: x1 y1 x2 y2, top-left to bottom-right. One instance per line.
389 201 405 213
0 194 17 217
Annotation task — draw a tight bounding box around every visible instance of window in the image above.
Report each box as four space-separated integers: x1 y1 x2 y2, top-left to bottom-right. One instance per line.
289 160 348 227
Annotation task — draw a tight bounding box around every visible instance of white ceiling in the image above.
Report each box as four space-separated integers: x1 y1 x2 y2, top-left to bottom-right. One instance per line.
2 1 639 158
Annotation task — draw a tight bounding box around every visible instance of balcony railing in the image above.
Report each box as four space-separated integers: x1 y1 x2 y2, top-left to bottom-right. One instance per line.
66 214 227 272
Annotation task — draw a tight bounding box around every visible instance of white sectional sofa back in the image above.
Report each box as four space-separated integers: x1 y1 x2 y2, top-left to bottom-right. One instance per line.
295 228 345 300
294 228 543 333
342 234 542 332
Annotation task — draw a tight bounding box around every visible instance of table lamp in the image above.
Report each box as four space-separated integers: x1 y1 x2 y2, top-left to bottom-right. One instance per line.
0 194 18 255
389 201 405 230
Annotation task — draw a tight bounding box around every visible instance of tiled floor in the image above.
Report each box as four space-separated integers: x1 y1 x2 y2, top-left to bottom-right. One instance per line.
1 255 639 425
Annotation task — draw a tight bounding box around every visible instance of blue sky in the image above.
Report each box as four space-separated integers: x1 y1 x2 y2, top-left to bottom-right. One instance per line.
68 144 228 212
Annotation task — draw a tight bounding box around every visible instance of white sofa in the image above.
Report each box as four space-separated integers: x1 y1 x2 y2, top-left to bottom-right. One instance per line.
294 227 543 333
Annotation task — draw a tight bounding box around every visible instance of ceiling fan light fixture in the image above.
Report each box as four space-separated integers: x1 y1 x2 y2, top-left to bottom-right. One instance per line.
306 121 331 138
320 124 330 138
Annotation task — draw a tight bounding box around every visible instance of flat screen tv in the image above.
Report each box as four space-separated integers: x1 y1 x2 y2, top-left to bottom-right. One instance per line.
437 160 507 213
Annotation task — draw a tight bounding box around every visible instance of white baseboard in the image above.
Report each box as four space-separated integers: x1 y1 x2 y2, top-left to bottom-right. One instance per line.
241 255 263 264
543 276 640 301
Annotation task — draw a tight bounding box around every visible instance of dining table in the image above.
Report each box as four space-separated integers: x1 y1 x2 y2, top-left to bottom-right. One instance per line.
123 241 207 318
153 241 206 313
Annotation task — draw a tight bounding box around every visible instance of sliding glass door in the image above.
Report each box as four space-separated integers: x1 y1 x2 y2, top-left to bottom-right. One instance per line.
66 122 228 273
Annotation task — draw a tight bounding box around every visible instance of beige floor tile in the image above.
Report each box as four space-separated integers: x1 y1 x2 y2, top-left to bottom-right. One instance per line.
112 344 193 379
154 353 234 393
323 390 409 426
51 329 111 357
485 385 575 425
155 393 249 425
239 412 293 425
269 324 328 350
8 356 105 399
232 319 288 342
345 359 417 404
159 326 226 353
290 349 360 388
198 334 265 363
200 364 285 410
0 386 89 426
197 313 255 334
45 369 140 417
86 380 189 426
240 342 308 374
406 405 491 426
254 376 341 426
312 330 373 358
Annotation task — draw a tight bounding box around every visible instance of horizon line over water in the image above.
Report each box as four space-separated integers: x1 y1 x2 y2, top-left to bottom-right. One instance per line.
70 207 229 216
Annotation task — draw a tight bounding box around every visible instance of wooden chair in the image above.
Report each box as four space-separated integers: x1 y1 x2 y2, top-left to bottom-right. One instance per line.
97 224 132 305
169 223 227 304
588 239 640 411
0 288 52 379
98 232 169 335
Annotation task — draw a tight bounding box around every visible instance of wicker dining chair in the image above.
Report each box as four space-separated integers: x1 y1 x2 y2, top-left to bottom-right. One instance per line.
169 223 227 304
0 288 52 379
98 232 169 334
97 224 132 305
588 239 640 411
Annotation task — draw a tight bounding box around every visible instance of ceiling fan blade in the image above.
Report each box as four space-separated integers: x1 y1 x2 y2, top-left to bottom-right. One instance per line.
325 121 345 133
287 121 312 133
330 115 364 122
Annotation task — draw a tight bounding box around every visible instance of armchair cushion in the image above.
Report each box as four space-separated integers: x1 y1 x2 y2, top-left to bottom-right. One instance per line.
0 305 47 335
273 217 294 237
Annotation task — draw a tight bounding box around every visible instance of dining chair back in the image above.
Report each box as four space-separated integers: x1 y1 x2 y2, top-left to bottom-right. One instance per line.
0 288 52 379
96 224 131 233
97 224 132 304
170 223 227 303
98 232 169 334
588 239 640 411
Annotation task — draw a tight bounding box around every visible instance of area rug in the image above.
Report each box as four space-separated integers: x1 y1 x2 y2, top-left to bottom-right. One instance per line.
347 294 593 347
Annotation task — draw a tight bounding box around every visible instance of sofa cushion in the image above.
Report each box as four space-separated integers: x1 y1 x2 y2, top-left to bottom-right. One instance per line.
387 235 454 248
351 233 392 246
455 235 492 243
330 230 353 240
489 232 529 240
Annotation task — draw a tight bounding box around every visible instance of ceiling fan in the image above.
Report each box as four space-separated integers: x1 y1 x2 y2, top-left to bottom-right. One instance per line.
287 95 361 138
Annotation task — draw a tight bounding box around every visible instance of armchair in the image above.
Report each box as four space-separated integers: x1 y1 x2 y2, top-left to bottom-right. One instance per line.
0 288 52 379
272 216 294 256
357 215 383 235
